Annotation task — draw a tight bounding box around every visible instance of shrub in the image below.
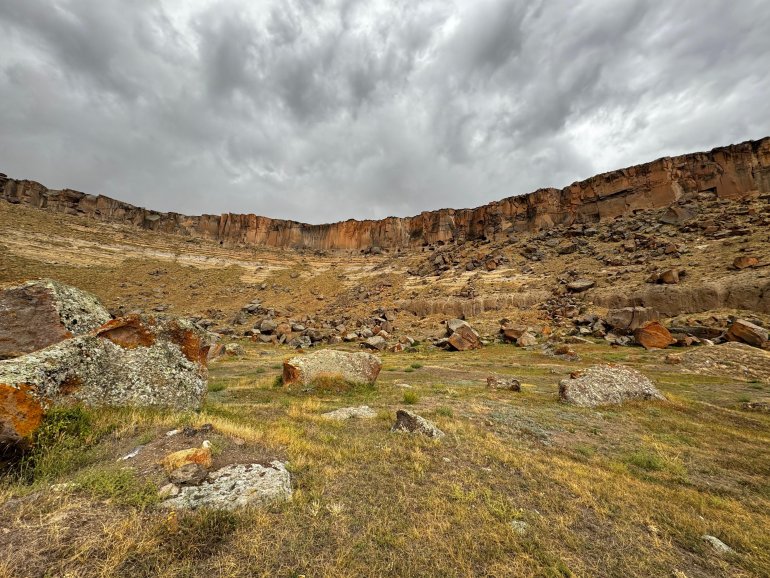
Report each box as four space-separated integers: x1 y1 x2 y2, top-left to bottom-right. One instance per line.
410 363 423 369
403 391 419 405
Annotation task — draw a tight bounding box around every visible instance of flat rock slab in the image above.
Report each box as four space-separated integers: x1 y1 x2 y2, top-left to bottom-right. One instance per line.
161 461 292 510
683 342 770 384
559 365 664 407
283 349 381 386
321 405 377 420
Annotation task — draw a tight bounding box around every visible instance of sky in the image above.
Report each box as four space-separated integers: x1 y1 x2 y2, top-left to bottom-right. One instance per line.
0 0 769 224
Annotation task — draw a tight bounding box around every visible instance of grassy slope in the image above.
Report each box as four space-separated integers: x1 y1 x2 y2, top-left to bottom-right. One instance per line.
1 342 768 578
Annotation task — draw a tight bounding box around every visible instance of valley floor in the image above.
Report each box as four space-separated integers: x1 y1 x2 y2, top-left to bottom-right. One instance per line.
1 341 768 578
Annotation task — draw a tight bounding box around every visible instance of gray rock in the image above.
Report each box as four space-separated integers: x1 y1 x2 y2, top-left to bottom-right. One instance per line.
224 343 245 356
566 279 595 293
283 349 382 386
259 319 278 334
487 376 521 391
169 463 208 486
391 409 445 438
559 365 665 407
605 307 660 332
161 461 292 510
701 535 736 555
321 405 377 420
363 335 387 351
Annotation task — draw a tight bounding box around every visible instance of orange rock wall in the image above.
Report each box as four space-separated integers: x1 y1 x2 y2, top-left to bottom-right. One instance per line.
2 138 769 250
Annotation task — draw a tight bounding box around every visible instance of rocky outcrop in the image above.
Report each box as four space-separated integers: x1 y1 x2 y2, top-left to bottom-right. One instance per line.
0 279 111 359
282 349 382 387
2 138 769 250
0 315 209 449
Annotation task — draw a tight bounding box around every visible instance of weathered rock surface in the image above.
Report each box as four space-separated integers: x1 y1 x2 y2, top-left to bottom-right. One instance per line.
634 322 676 350
445 319 482 351
390 409 445 438
282 349 381 386
321 405 377 420
3 138 768 250
0 279 111 359
162 441 213 472
682 342 770 384
0 315 208 448
605 307 660 332
486 376 521 391
726 319 769 348
161 461 292 510
559 365 665 407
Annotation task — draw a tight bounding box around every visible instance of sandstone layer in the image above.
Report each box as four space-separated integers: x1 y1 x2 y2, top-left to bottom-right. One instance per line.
2 138 769 250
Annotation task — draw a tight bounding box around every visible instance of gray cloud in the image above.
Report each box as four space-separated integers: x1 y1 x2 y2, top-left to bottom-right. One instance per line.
1 0 768 224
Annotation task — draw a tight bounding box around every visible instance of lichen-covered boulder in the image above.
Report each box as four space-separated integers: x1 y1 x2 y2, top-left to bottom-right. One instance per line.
283 349 381 386
390 409 445 438
0 279 111 359
559 365 665 407
0 315 209 449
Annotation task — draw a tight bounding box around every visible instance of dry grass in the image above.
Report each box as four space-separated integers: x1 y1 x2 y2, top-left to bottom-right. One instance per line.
1 342 768 577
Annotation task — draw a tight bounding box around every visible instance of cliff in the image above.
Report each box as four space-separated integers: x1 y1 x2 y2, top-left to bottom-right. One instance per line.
2 137 769 250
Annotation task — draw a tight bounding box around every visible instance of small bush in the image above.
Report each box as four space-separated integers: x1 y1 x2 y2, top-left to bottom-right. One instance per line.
410 363 423 369
435 406 453 417
208 381 227 393
272 375 284 387
625 450 665 471
255 367 267 374
403 391 419 405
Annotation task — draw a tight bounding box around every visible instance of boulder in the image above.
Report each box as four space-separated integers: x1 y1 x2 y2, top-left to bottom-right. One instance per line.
726 319 769 348
605 307 660 332
516 332 538 347
0 315 209 449
566 279 595 293
659 269 680 284
500 325 526 343
633 322 675 350
363 335 387 351
390 409 445 438
169 463 208 486
162 441 213 472
224 343 244 356
733 256 759 270
559 365 665 407
161 461 292 510
321 405 377 420
486 376 521 391
282 349 381 387
445 319 482 351
0 279 111 359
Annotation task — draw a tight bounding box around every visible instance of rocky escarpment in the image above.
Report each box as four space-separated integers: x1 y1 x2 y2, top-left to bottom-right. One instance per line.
2 138 769 250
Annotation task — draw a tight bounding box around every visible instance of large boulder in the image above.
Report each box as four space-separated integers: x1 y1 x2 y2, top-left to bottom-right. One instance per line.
559 365 665 407
726 319 769 348
0 279 111 359
0 315 209 449
445 319 482 351
605 307 660 332
633 322 676 350
282 349 381 387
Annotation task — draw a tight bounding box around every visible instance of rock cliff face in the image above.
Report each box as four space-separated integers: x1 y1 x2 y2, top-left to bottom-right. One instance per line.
2 138 769 250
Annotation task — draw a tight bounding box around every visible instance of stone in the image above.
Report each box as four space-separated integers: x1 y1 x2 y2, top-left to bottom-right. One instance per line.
742 401 770 412
486 376 521 391
390 409 445 438
726 319 769 348
733 256 759 269
660 206 694 224
701 535 736 556
224 343 244 356
566 279 595 293
0 279 111 359
363 335 387 351
169 463 208 486
605 307 660 332
516 332 538 347
275 323 292 337
0 315 209 449
559 365 665 407
259 319 278 334
283 349 381 387
161 461 292 511
162 441 213 472
634 322 676 350
445 319 482 351
659 269 680 284
321 405 377 420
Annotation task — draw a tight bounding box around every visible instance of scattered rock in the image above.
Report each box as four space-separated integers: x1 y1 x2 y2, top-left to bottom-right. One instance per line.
162 441 213 472
169 463 208 486
362 335 387 351
224 343 244 356
486 376 521 391
321 405 377 420
726 319 769 348
566 279 595 293
701 535 736 556
516 332 538 347
742 401 769 412
605 307 660 332
733 256 759 270
445 319 482 351
282 349 382 387
659 269 680 284
634 322 676 350
161 461 292 510
0 279 111 359
559 365 665 407
390 409 445 438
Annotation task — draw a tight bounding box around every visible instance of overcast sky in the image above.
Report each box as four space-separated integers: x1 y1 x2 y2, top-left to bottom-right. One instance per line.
0 1 768 224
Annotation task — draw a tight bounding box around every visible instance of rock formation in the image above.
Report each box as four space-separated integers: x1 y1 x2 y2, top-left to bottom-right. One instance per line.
282 349 382 387
2 137 768 250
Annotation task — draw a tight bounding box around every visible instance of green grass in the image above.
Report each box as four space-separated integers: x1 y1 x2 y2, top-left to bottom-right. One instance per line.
208 381 228 393
75 466 159 508
410 363 423 369
402 391 419 405
624 450 665 472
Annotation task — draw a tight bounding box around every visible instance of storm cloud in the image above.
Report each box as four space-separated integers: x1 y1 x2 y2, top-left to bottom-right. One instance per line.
1 0 768 223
